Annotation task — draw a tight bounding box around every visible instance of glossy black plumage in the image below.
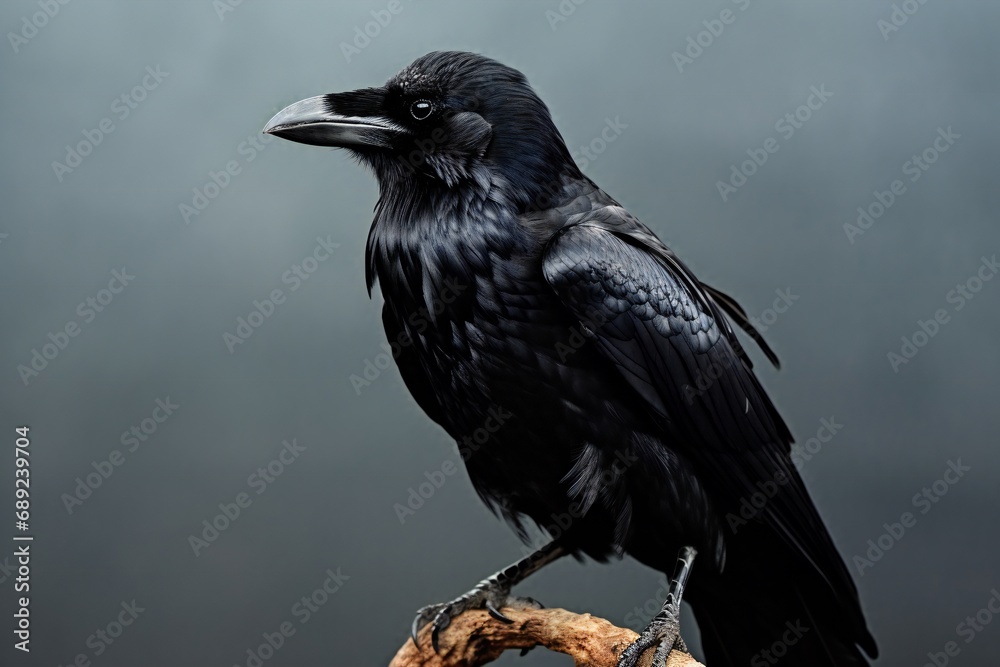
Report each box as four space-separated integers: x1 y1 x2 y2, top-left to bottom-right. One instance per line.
266 51 877 666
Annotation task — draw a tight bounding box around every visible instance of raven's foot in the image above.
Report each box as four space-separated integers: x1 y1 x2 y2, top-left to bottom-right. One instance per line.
410 540 567 653
616 607 686 667
617 546 697 667
411 577 544 653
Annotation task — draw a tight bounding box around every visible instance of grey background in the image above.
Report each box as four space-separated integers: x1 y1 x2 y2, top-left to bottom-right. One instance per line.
1 1 998 665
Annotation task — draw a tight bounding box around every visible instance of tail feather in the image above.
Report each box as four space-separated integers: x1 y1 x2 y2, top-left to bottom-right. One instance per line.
690 550 876 667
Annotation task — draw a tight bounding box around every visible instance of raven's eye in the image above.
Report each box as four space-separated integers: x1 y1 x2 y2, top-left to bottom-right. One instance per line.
410 99 433 120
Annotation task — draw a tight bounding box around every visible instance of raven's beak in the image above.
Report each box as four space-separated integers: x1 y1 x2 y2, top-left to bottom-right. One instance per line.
263 91 405 149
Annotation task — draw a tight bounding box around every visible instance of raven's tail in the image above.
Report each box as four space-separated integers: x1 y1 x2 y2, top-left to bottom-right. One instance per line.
690 555 877 667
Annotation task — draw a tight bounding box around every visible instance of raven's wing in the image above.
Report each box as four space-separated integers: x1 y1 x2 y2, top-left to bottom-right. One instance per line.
541 206 875 655
541 206 792 454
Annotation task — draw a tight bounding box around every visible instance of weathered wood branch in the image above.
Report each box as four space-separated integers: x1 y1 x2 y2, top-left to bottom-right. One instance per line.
389 606 704 667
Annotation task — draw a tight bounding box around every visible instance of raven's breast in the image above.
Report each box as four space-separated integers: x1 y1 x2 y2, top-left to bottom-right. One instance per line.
377 240 651 552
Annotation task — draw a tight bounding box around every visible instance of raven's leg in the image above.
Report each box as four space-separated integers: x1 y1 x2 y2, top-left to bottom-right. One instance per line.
617 546 697 667
411 539 568 652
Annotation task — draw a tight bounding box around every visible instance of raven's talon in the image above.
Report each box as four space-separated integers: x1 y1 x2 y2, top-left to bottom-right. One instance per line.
431 622 441 653
486 601 514 623
410 604 441 646
411 606 434 645
411 579 529 651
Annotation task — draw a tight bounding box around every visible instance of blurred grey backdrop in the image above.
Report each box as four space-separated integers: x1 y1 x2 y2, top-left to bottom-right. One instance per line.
1 1 999 665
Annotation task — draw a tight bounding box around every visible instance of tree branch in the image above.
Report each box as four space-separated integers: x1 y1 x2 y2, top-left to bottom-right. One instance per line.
389 606 704 667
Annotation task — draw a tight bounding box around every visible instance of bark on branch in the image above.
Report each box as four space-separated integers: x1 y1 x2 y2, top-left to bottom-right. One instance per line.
389 606 704 667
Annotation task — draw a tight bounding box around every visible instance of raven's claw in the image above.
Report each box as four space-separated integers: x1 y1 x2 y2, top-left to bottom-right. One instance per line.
410 577 543 652
486 601 514 623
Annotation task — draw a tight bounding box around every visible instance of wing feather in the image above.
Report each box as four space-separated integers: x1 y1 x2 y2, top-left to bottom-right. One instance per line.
541 213 873 653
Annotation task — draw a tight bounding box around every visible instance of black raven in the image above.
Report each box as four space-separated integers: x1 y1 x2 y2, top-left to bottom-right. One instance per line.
264 51 877 667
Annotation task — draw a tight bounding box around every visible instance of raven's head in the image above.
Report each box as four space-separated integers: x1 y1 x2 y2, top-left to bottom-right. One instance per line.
264 51 582 209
